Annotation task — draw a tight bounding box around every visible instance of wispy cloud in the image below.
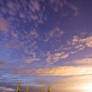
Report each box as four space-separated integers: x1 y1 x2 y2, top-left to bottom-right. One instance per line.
50 0 79 16
44 26 64 42
24 58 40 63
0 61 8 66
46 51 68 65
65 0 79 16
0 17 9 32
0 86 15 92
71 58 92 66
80 36 92 47
35 66 92 76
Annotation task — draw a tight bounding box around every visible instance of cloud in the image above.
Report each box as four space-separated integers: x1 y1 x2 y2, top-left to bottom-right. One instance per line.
50 0 78 16
7 1 17 16
80 36 92 47
0 17 8 32
0 86 15 92
12 57 92 76
10 31 19 39
5 41 24 49
45 35 92 65
74 44 85 50
61 53 69 59
30 0 40 12
72 35 79 45
51 0 78 16
13 68 33 75
70 50 78 55
66 2 78 16
6 0 45 26
34 80 52 86
71 35 92 48
35 65 92 76
44 26 64 42
46 51 68 65
24 58 40 63
0 61 8 66
28 0 45 24
35 58 92 76
0 68 7 72
30 29 39 38
63 35 92 58
71 58 92 66
50 0 64 12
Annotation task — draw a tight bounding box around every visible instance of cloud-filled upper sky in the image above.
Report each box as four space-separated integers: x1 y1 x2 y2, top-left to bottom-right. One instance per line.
0 0 92 92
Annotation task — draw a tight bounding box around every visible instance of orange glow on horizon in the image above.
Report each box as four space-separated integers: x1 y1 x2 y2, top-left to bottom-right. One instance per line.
79 83 92 92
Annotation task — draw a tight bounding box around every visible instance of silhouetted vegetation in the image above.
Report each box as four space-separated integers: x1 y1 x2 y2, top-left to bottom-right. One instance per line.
16 83 51 92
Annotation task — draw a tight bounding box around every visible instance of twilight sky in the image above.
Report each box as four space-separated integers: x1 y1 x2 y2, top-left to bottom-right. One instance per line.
0 0 92 92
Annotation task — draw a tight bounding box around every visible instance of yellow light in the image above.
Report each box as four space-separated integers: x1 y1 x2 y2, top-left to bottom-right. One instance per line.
81 83 92 92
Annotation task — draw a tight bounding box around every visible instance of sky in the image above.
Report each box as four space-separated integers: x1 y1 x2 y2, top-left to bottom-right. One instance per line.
0 0 92 92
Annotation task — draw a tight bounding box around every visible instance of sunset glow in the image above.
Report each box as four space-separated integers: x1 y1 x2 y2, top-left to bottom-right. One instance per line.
81 83 92 92
0 0 92 92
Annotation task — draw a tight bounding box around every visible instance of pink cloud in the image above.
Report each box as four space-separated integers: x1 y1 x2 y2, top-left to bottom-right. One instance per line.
24 58 40 63
46 51 70 65
61 53 69 59
12 58 92 76
0 61 8 66
64 0 78 16
71 58 92 66
0 17 9 32
35 66 92 76
72 35 79 45
30 0 40 12
80 36 92 47
7 1 17 16
5 41 24 49
44 26 64 42
10 31 19 39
